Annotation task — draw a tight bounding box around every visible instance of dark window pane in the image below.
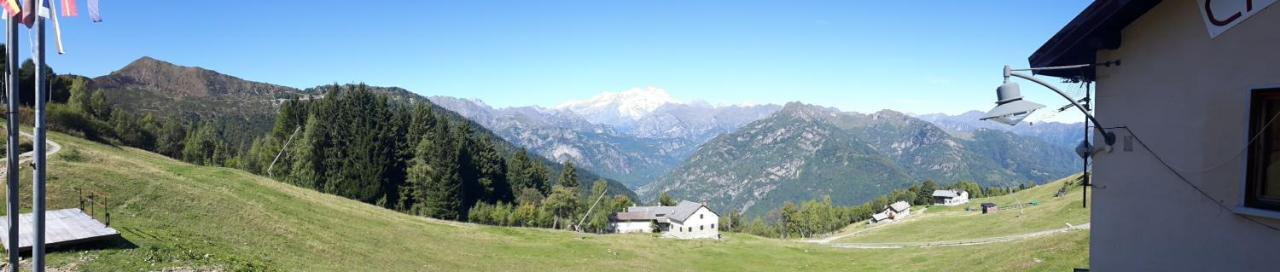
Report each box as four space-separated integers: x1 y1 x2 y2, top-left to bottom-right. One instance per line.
1248 89 1280 210
1265 98 1280 200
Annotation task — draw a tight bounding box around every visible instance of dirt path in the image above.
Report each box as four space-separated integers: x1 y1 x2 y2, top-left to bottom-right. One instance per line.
0 130 63 175
813 223 1090 249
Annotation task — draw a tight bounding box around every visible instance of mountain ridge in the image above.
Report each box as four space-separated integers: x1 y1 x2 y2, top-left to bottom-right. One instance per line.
94 56 301 98
432 94 780 188
644 102 1079 215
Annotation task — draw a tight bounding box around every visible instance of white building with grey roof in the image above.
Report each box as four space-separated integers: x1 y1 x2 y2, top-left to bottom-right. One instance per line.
872 201 912 223
931 189 970 206
609 200 720 239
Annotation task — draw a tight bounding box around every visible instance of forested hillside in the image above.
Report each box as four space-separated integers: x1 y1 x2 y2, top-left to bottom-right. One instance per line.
6 57 637 226
238 85 634 222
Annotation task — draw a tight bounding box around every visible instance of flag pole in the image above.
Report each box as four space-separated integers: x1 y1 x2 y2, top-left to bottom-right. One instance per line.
32 0 47 270
4 6 21 272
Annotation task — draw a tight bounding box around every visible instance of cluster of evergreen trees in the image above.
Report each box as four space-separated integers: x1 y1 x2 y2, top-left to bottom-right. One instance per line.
234 85 632 228
724 180 1029 238
240 85 512 217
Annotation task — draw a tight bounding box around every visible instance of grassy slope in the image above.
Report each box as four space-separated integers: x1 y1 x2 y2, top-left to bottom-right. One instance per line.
2 132 1086 271
833 175 1090 243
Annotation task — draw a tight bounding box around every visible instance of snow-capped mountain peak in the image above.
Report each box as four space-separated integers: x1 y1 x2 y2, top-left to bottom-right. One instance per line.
555 86 677 120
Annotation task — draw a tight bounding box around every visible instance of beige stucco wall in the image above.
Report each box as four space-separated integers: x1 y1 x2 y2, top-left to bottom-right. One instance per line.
1092 0 1280 271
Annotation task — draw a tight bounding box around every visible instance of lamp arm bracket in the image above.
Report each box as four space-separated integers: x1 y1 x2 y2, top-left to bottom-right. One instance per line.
1008 72 1116 146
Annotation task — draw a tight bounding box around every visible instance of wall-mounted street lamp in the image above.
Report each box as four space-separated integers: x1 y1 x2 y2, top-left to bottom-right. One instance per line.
981 64 1116 148
981 63 1118 209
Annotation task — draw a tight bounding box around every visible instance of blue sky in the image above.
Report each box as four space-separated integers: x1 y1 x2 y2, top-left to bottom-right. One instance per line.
33 1 1091 121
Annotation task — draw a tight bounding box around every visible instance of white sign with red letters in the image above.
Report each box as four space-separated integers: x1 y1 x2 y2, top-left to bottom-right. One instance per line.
1198 0 1278 38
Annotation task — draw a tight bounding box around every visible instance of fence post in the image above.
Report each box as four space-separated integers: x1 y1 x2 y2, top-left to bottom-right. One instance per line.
104 196 110 227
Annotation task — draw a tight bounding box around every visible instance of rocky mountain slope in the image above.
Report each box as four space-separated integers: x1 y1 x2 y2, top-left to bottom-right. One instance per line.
432 96 690 188
644 103 1079 215
554 87 780 142
433 89 779 188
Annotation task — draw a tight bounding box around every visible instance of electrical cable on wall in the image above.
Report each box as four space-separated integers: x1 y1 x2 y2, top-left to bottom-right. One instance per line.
1109 126 1280 232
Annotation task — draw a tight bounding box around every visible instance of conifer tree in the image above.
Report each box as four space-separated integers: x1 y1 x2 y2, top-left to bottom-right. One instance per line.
558 161 578 188
529 160 551 194
473 136 512 203
288 115 323 189
155 117 187 158
410 124 464 220
507 149 532 191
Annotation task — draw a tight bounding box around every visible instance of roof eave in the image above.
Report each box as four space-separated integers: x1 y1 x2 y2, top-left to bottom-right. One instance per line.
1028 0 1162 81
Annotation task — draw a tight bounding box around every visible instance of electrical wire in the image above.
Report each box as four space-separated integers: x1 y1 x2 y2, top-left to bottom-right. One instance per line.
1108 125 1280 232
1027 88 1083 123
1149 111 1280 175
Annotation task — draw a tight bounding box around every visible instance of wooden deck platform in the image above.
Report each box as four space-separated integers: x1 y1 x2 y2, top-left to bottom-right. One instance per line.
0 209 120 252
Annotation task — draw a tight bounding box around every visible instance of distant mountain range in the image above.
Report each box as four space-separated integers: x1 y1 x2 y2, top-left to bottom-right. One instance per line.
435 89 1084 215
554 87 782 141
915 111 1085 149
88 57 637 199
641 103 1080 215
432 88 779 188
87 57 1083 216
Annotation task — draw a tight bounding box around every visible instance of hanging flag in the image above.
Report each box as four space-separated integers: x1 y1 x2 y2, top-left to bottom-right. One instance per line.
47 0 64 54
20 0 34 27
35 0 48 17
85 0 96 22
2 0 19 18
58 0 72 17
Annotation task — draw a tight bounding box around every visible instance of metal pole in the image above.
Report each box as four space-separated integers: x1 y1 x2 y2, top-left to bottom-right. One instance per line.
1083 82 1090 208
33 3 48 270
4 9 20 272
266 126 301 178
575 188 610 232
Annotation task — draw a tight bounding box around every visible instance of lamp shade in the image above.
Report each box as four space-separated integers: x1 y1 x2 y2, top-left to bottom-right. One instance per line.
981 82 1045 126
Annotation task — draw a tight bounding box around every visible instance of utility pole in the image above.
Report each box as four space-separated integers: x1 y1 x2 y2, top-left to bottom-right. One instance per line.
266 126 301 178
575 188 610 232
1082 82 1091 209
33 0 48 269
5 6 20 271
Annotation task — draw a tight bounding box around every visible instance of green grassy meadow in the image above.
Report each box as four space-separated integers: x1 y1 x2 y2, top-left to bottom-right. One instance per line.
0 131 1087 271
832 175 1091 243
